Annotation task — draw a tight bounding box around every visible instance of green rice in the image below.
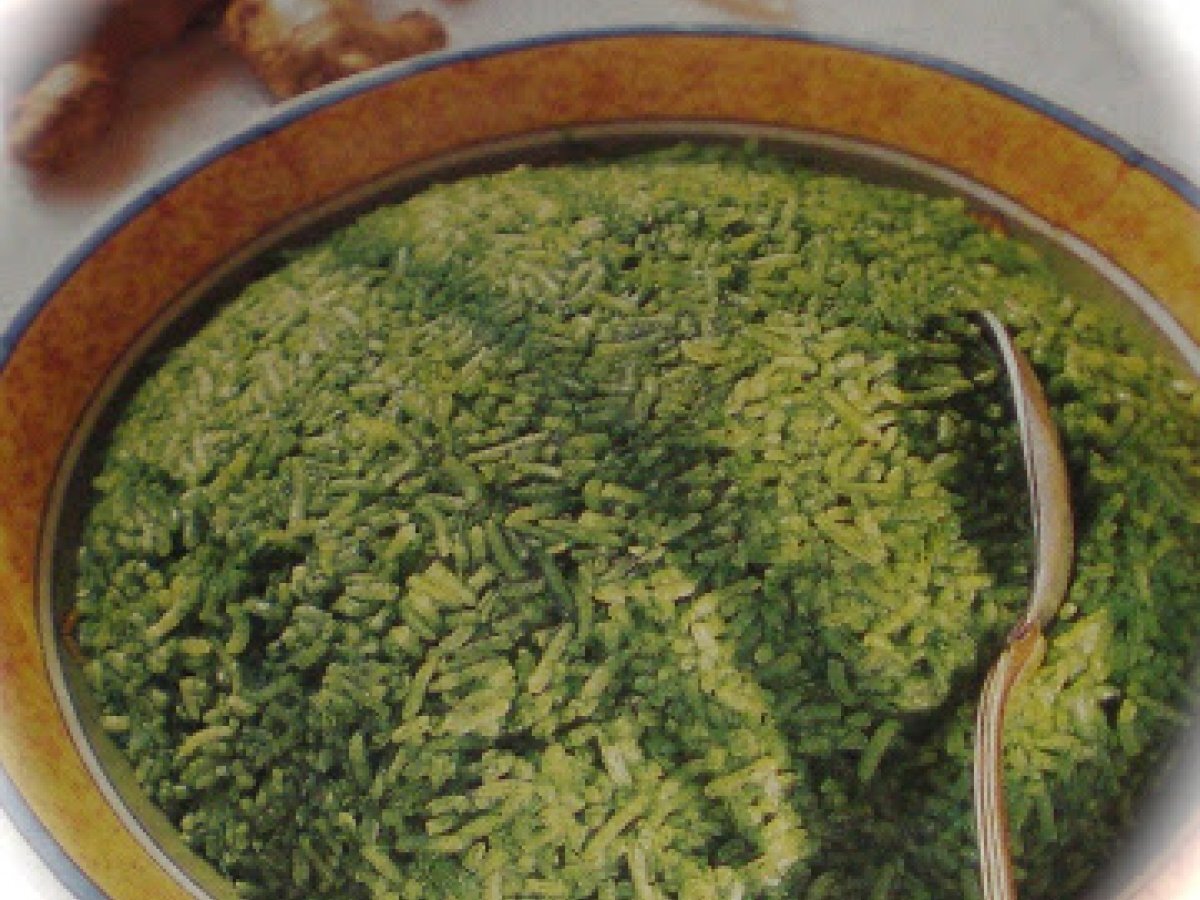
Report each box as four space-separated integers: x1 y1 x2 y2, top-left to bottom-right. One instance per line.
71 144 1200 899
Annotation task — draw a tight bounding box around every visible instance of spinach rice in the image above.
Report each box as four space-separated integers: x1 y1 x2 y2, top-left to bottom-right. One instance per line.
71 145 1200 899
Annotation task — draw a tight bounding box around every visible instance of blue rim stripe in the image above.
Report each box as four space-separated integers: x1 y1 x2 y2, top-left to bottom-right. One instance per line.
0 764 104 898
1 23 1197 899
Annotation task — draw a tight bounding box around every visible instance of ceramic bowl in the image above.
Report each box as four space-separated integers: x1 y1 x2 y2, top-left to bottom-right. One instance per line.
1 29 1197 899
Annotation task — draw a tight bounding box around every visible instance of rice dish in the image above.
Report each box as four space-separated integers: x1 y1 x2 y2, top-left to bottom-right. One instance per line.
71 145 1200 899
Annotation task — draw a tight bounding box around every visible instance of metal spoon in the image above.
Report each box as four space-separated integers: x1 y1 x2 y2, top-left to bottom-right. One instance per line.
972 310 1075 900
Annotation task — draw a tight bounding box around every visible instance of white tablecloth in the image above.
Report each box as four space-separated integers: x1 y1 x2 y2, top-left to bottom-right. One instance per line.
1 1 1198 897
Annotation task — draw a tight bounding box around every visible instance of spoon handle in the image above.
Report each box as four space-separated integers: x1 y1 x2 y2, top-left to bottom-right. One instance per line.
974 626 1045 900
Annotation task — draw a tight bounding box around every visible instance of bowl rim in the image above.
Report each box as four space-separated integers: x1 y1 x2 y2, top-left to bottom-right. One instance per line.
1 24 1198 900
3 23 1199 379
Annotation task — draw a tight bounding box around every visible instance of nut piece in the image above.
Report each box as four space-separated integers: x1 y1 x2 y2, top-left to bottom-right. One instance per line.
7 0 220 171
8 55 119 171
222 0 448 99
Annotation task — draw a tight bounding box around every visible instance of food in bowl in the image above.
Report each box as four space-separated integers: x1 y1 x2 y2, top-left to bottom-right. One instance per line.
66 144 1200 899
